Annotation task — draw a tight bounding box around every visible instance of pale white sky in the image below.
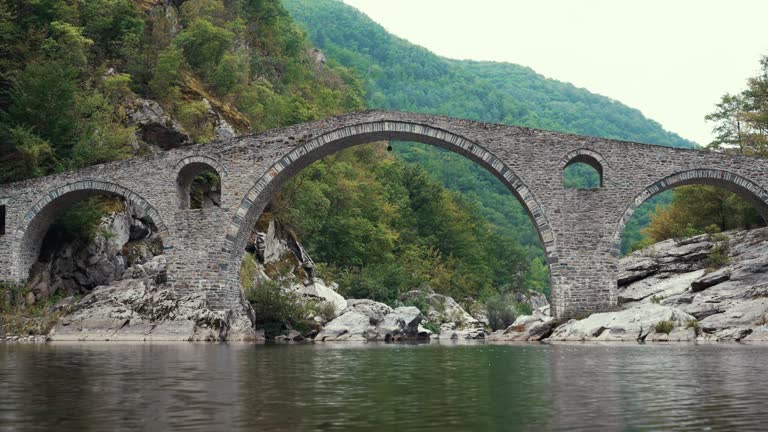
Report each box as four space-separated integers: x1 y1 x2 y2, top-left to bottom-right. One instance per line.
344 0 768 145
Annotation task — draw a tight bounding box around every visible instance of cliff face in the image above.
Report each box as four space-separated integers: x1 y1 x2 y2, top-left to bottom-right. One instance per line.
616 228 768 341
490 227 768 342
551 228 768 342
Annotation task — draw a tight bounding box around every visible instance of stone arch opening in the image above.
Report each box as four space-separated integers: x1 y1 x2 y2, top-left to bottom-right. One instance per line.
176 159 223 210
611 169 768 257
13 181 169 285
561 149 606 188
220 120 561 315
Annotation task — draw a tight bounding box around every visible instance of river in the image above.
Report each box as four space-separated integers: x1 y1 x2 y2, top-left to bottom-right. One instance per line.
1 342 766 431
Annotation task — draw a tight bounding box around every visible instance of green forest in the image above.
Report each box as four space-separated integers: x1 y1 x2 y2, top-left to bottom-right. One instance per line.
270 143 548 304
281 0 703 255
0 0 364 183
1 0 765 308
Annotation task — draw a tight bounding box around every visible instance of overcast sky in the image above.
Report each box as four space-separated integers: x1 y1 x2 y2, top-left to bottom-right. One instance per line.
344 0 768 145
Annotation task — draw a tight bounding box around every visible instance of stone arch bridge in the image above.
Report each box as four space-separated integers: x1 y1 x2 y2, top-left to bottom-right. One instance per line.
1 111 767 319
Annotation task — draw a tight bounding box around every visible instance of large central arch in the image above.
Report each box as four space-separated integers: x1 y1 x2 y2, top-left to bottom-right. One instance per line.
220 120 559 308
11 180 170 282
609 168 768 257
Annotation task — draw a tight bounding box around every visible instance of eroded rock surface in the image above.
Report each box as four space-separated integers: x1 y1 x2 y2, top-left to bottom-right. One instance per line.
50 256 255 342
549 228 768 342
315 299 426 341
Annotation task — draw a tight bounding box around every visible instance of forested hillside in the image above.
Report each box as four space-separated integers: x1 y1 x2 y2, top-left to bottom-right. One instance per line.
0 0 548 306
0 0 363 183
4 0 752 310
282 0 698 253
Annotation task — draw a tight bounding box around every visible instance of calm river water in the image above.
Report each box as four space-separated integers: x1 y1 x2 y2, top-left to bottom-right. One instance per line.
1 342 766 431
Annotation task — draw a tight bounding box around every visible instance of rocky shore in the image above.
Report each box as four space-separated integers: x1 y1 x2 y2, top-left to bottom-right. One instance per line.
491 227 768 342
3 212 768 343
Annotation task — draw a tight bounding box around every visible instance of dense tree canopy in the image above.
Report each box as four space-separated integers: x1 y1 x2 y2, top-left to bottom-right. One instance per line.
282 0 699 254
273 144 549 303
0 0 364 183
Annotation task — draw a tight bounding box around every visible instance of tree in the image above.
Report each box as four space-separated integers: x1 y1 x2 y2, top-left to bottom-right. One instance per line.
175 18 233 76
706 55 768 157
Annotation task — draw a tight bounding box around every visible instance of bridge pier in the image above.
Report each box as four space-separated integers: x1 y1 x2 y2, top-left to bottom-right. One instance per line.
548 188 620 318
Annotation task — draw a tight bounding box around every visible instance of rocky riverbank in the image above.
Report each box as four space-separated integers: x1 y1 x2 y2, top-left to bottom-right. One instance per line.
4 219 768 343
491 227 768 342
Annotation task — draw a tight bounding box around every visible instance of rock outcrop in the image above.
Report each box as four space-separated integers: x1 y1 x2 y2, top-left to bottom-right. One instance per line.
548 228 768 342
126 98 189 150
401 289 488 339
27 200 163 305
488 306 556 342
49 255 254 342
315 299 426 341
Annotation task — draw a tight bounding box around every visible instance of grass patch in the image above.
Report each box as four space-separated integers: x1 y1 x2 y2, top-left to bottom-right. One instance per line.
654 320 675 334
685 318 701 336
0 283 74 336
421 321 441 334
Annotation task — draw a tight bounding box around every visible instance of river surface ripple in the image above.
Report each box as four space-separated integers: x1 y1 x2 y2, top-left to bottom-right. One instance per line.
1 342 766 431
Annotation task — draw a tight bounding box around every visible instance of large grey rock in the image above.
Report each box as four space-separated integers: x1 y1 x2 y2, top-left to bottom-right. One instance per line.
344 299 394 324
315 311 375 341
50 279 231 342
575 227 768 342
126 98 189 150
548 304 695 341
288 278 346 318
315 301 424 341
401 290 482 331
691 269 731 292
488 307 555 341
28 201 162 303
619 270 705 304
375 306 424 341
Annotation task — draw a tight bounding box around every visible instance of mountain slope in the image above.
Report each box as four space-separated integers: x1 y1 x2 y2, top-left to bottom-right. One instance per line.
283 0 696 148
282 0 689 254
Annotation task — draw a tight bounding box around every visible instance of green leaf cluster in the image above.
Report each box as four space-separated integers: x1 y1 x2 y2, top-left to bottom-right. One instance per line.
282 0 700 256
271 143 548 305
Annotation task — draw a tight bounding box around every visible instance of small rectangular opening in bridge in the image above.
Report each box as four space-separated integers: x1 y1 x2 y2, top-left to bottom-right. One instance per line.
0 205 5 235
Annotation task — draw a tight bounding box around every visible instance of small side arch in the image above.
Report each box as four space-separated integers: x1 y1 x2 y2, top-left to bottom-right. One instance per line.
560 148 608 187
12 180 169 281
609 168 768 257
173 155 227 209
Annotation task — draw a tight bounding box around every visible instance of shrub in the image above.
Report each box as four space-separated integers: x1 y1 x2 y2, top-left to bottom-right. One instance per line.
486 294 530 331
310 300 337 323
706 232 730 270
685 318 701 336
175 100 213 143
101 73 133 104
650 295 664 304
245 280 314 336
403 293 431 315
422 321 441 334
245 280 307 324
654 320 675 334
